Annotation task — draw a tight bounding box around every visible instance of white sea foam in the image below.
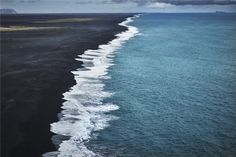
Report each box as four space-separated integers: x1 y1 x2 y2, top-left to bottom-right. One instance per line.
43 15 140 157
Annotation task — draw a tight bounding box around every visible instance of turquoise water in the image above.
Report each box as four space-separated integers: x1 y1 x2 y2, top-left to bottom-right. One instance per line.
89 14 236 157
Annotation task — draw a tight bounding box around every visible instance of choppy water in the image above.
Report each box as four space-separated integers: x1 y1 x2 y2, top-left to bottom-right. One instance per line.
89 13 236 157
45 13 236 157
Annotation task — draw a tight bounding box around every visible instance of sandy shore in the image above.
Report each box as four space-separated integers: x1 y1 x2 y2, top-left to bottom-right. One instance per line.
0 26 60 32
0 18 95 32
1 13 132 157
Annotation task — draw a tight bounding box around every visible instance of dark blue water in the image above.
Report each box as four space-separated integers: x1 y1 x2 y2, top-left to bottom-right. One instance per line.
89 14 236 157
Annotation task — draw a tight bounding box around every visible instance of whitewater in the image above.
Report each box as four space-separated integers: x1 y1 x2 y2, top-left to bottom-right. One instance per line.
43 14 140 157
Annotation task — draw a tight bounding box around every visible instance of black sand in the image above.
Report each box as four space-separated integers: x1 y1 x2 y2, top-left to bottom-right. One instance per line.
0 13 132 157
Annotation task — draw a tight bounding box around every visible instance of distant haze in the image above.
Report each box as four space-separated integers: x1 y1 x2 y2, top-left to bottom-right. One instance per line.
1 0 236 13
0 9 17 14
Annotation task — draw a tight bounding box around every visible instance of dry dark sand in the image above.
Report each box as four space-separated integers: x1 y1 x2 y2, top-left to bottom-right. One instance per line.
0 13 132 157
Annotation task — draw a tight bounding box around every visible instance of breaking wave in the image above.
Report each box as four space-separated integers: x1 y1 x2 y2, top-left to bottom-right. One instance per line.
43 14 140 157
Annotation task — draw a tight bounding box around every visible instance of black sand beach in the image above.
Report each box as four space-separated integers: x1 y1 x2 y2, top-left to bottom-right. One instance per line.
0 13 132 157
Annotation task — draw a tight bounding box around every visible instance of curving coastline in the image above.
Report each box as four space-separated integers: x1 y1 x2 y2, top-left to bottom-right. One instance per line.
1 14 133 157
43 15 140 157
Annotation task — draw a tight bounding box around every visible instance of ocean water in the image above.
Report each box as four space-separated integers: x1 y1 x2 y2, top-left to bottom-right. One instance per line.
89 14 236 157
44 13 236 157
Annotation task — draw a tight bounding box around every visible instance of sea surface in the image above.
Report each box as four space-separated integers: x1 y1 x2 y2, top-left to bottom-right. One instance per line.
45 13 236 157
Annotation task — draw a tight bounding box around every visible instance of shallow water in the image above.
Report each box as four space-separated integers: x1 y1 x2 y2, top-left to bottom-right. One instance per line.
89 13 236 157
43 15 140 157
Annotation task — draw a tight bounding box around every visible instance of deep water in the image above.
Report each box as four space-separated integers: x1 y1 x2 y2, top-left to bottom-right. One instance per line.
89 13 236 157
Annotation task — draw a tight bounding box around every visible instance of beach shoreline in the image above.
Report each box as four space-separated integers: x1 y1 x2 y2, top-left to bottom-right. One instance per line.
43 14 140 157
0 13 133 157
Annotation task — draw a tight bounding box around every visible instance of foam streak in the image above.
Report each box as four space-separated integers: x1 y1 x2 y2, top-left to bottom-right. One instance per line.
43 14 140 157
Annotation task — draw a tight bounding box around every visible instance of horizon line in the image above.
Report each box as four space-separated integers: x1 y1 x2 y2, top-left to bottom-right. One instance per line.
1 11 236 14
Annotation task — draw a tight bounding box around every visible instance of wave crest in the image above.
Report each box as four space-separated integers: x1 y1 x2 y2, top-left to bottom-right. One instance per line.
43 15 140 157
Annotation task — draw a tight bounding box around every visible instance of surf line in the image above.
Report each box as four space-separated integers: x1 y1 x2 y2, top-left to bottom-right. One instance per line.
43 14 141 157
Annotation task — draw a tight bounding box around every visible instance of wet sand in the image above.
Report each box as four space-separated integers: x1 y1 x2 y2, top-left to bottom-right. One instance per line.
0 13 132 157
